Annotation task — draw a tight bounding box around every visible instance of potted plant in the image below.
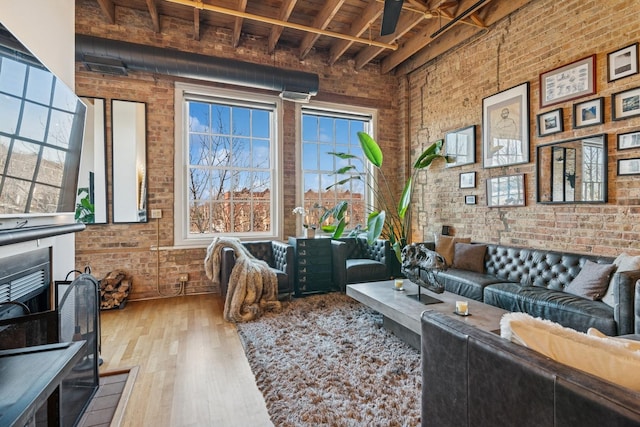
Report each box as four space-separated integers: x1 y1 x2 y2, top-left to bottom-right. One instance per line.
327 131 450 262
75 187 95 224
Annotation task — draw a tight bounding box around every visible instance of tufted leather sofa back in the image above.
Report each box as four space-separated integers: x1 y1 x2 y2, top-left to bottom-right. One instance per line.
243 241 275 268
484 244 614 291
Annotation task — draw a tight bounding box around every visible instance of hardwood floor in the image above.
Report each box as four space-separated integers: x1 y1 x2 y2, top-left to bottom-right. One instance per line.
98 294 273 426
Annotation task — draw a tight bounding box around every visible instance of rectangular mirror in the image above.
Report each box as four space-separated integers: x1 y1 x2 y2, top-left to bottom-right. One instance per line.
536 134 607 203
111 99 147 223
445 125 476 167
76 97 107 224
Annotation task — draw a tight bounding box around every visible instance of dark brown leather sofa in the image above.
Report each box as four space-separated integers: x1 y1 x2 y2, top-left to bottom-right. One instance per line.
406 242 640 335
219 240 294 299
421 310 640 427
331 237 393 291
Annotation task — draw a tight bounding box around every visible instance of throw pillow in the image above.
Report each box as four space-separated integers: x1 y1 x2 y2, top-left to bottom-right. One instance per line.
434 234 471 266
452 243 487 273
500 312 640 392
602 253 640 307
587 327 640 352
564 260 616 300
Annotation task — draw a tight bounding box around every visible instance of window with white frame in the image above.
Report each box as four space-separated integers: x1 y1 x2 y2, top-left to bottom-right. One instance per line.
174 84 280 244
300 104 374 232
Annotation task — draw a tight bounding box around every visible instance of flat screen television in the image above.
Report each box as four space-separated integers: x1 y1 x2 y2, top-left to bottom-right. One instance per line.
0 22 86 230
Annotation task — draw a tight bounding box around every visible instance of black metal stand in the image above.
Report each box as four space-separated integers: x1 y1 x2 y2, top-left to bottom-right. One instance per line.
407 283 443 305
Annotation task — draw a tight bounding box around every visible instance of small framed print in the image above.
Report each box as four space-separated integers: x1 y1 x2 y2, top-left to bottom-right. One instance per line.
537 108 563 136
617 131 640 150
486 174 525 207
445 125 476 167
573 97 604 129
617 158 640 176
459 171 476 189
612 86 640 120
540 55 596 108
608 43 639 82
464 195 476 205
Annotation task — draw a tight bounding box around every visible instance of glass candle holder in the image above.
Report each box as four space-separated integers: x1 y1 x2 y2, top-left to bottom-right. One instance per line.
394 279 404 290
455 300 469 315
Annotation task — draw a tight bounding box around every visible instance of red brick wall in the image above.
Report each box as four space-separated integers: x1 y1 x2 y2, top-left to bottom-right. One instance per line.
74 0 400 299
402 0 640 256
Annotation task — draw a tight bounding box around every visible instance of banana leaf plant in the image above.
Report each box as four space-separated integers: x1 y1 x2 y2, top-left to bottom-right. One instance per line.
327 131 450 261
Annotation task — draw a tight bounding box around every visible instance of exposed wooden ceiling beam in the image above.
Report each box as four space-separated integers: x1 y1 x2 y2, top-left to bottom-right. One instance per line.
268 0 298 54
164 0 397 51
299 0 346 59
233 0 248 48
329 1 384 65
394 0 535 75
96 0 116 24
145 0 161 32
354 13 423 70
380 0 488 73
193 7 200 40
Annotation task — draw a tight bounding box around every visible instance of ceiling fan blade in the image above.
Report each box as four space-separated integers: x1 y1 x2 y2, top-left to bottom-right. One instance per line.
381 0 404 36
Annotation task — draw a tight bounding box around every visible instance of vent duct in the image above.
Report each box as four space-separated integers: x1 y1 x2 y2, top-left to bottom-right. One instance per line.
75 35 319 98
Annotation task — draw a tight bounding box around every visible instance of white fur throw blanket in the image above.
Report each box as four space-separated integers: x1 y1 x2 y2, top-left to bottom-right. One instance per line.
204 237 281 322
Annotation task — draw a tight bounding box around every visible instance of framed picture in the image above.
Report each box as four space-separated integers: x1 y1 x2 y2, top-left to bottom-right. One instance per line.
612 86 640 120
536 108 563 136
618 130 640 150
539 55 596 108
482 82 530 168
486 174 525 207
608 43 639 82
464 195 476 205
459 172 476 189
445 125 476 167
573 97 604 129
617 158 640 176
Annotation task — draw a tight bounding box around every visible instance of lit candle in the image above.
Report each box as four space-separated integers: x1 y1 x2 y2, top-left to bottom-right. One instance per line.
456 300 469 315
394 279 404 290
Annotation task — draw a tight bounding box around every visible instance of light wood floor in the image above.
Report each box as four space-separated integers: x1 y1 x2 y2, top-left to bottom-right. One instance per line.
98 294 273 427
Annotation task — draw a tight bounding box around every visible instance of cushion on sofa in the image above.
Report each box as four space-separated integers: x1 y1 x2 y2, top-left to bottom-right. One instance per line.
452 243 486 273
434 234 471 266
586 327 640 351
564 260 615 300
602 253 640 307
500 312 640 392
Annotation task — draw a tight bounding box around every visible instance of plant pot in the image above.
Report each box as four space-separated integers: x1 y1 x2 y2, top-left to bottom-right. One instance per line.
305 228 315 238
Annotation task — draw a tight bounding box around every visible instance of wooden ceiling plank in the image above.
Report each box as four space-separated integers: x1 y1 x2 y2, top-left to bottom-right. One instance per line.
194 7 200 41
96 0 116 24
268 0 298 54
145 0 161 33
298 0 346 59
233 0 248 48
393 0 535 75
354 13 423 70
329 1 384 65
380 0 488 73
469 12 486 27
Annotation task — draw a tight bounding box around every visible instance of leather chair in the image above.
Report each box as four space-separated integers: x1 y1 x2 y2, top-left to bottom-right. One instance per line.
219 240 294 300
331 237 392 291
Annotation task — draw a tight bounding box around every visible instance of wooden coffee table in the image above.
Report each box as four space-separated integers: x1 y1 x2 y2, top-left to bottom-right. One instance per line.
346 279 508 348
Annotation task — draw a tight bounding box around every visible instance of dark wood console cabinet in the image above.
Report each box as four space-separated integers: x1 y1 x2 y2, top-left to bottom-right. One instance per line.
288 237 336 296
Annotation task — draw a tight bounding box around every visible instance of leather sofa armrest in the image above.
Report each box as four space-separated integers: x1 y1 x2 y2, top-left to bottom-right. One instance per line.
331 240 348 291
636 280 640 334
271 241 293 276
611 269 640 335
219 247 236 298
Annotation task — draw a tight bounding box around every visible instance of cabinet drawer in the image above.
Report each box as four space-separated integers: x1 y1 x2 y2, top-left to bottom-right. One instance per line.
297 264 332 275
297 255 331 265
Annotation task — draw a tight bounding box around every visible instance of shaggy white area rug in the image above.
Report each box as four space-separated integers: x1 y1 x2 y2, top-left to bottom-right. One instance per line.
236 292 421 427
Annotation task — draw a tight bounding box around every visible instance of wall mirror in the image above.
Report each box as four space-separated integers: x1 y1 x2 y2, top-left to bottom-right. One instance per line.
76 97 107 224
536 134 607 203
111 99 147 223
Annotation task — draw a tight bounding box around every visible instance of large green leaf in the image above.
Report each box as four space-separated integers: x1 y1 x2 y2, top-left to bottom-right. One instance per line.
357 132 383 168
398 177 412 220
413 139 443 169
325 176 360 190
332 165 356 175
328 151 357 160
331 217 347 238
366 211 385 244
392 241 403 263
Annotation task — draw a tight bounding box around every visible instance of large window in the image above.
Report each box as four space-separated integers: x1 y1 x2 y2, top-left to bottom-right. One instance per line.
300 104 374 232
175 84 280 244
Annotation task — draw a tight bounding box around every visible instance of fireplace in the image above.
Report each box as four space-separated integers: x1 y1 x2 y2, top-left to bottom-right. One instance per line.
0 247 51 319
